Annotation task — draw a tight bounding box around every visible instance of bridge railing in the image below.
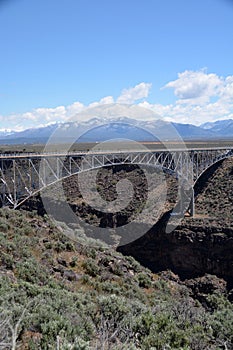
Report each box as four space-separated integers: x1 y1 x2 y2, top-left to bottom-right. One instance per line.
0 145 233 159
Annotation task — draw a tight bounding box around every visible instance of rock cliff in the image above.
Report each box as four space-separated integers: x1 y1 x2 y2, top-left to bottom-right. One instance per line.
118 158 233 287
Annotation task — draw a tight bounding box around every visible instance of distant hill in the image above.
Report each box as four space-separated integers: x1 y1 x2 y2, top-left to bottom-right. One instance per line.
201 119 233 137
171 122 217 139
0 117 232 144
0 123 59 144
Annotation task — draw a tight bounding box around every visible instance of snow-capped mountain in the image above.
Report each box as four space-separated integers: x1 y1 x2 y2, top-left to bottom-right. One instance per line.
0 123 60 144
201 119 233 137
0 117 232 144
0 129 14 137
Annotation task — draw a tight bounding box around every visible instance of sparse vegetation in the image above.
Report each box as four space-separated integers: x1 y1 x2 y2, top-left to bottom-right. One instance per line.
0 154 233 349
0 207 233 349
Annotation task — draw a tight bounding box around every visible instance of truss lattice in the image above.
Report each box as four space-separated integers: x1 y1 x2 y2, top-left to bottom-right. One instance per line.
0 147 232 210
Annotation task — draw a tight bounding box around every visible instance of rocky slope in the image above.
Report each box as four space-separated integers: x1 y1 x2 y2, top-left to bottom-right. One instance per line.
118 157 233 287
195 158 233 222
0 208 233 349
118 213 233 286
21 157 233 287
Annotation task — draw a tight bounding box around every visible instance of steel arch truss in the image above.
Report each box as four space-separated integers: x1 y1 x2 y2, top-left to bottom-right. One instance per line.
0 147 232 209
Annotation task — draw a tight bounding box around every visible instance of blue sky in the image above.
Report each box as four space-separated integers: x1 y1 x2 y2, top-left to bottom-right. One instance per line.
0 0 233 130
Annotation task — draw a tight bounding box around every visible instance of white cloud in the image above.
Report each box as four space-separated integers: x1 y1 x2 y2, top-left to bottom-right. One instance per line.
0 83 152 130
219 75 233 102
1 72 233 130
117 82 152 104
66 101 85 117
89 95 114 109
139 100 231 126
148 69 233 124
35 106 67 122
99 96 115 104
163 69 223 105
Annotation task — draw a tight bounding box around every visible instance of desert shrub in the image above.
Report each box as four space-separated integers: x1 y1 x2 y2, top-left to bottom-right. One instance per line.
21 224 32 235
81 274 91 284
90 294 146 347
1 252 14 269
206 293 233 347
70 255 78 267
27 210 39 218
94 280 122 295
54 241 66 252
82 258 100 277
52 335 91 350
5 240 17 252
16 258 48 285
44 240 53 249
0 207 233 349
86 247 97 259
0 221 9 232
65 240 75 251
124 255 142 273
137 272 152 288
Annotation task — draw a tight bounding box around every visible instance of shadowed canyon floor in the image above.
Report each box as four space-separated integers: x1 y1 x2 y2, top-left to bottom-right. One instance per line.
118 158 233 286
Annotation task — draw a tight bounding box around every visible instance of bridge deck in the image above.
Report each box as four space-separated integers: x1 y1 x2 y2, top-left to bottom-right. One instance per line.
0 145 233 159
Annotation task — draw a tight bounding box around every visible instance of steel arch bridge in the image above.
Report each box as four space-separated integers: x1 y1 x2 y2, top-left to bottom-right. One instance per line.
0 147 232 215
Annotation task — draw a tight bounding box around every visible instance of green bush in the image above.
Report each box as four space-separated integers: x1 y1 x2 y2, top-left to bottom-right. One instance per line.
82 258 100 277
16 258 48 285
1 252 14 269
137 272 152 288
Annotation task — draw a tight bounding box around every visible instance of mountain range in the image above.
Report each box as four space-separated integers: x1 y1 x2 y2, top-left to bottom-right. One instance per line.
0 117 233 144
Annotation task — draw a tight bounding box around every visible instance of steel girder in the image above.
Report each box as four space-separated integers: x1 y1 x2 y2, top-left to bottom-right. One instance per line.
0 148 232 208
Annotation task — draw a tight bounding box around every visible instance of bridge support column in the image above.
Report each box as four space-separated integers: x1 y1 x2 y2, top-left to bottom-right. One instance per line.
189 189 195 217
